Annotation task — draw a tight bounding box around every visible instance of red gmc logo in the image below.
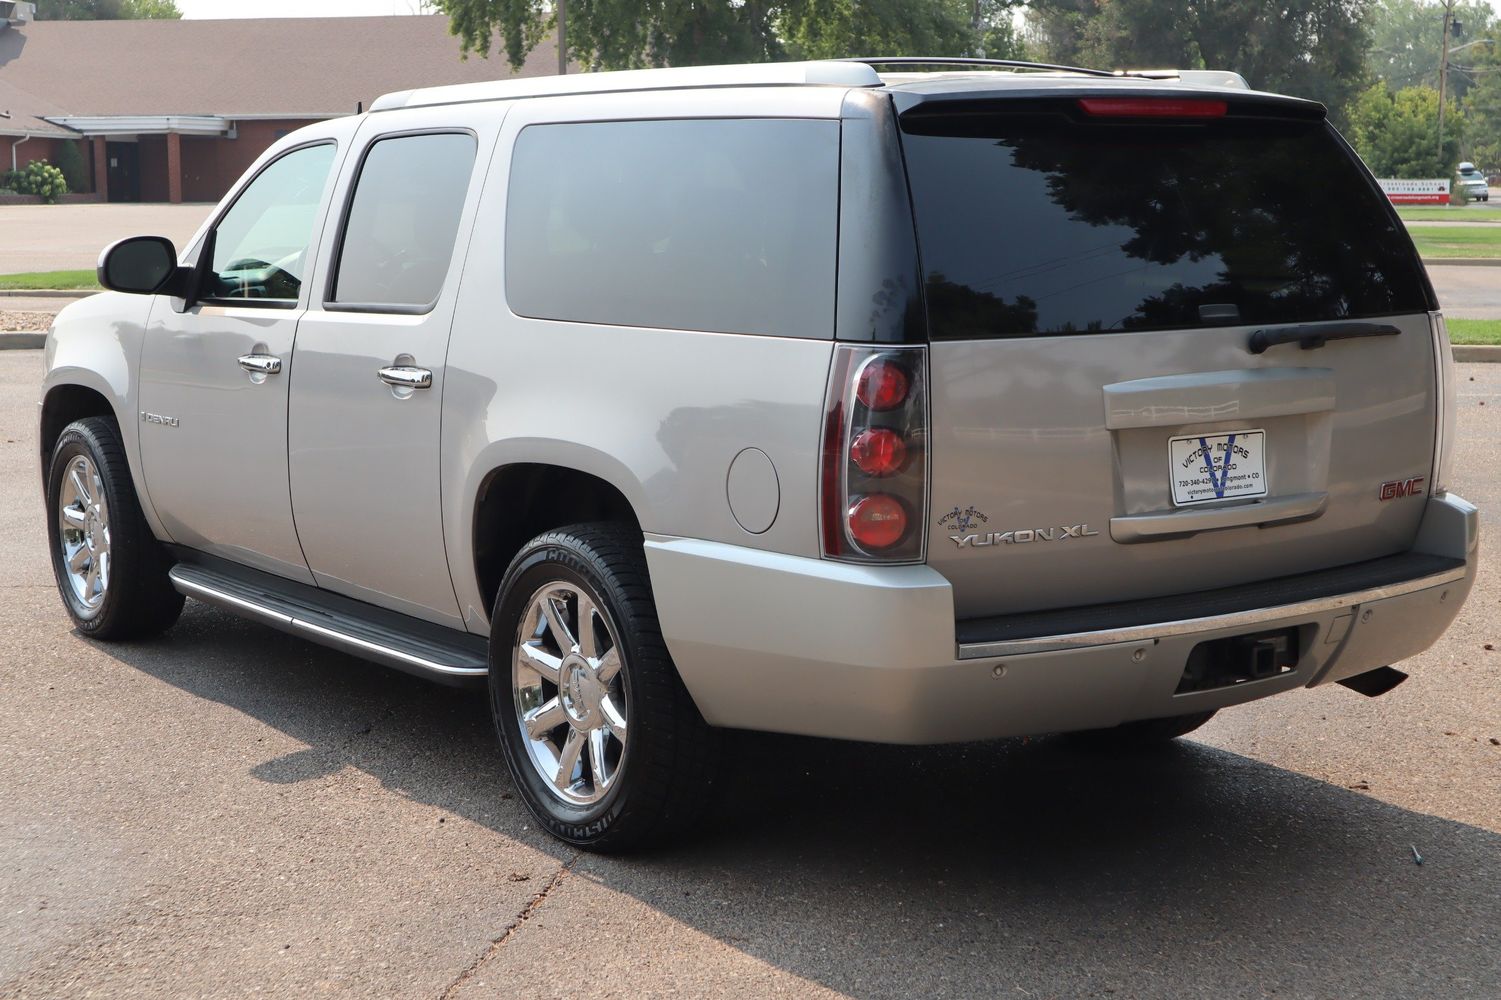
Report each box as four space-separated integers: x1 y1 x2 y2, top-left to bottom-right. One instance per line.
1379 477 1426 501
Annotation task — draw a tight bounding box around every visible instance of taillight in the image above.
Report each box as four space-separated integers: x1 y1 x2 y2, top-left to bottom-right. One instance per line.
856 358 910 411
820 346 928 562
849 428 908 477
847 495 908 550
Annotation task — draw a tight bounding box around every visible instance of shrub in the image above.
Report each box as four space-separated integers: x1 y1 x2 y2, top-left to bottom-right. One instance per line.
7 160 69 204
54 141 88 194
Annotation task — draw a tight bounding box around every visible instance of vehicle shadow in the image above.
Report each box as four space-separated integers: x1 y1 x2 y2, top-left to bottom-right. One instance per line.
103 602 1501 999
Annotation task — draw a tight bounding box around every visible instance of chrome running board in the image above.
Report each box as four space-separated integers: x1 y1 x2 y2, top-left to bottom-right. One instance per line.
168 561 488 686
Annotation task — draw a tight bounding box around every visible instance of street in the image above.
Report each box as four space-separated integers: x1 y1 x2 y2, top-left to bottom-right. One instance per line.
0 350 1497 999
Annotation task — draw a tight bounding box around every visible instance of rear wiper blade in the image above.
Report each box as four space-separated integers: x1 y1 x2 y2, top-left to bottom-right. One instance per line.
1248 322 1401 355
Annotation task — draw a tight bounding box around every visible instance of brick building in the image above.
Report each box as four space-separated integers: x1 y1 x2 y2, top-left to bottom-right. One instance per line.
0 2 555 202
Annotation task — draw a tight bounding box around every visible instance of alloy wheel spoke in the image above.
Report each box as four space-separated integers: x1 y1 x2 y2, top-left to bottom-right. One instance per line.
595 647 621 684
541 594 576 651
523 697 566 739
587 727 610 790
84 560 99 594
517 642 562 684
576 594 599 659
96 552 110 590
554 729 585 790
68 546 90 573
600 695 627 741
62 506 87 526
69 467 91 505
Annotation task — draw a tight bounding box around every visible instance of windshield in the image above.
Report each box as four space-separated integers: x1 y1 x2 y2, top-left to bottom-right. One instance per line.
900 109 1432 339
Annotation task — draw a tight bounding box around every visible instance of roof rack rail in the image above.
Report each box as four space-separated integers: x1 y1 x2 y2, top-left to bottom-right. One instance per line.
842 56 1119 80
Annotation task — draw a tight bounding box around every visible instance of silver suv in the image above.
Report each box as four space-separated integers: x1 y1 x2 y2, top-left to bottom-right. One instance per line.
40 58 1478 851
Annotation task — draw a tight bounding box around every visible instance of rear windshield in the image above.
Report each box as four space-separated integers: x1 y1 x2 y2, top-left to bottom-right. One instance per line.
900 109 1431 340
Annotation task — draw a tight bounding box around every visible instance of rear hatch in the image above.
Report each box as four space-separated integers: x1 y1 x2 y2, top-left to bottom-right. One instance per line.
899 89 1440 618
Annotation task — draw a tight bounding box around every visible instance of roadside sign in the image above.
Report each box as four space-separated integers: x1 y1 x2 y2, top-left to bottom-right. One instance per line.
1378 179 1450 205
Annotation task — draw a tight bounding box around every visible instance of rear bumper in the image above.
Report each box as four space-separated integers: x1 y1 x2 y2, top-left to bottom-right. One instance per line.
644 493 1478 744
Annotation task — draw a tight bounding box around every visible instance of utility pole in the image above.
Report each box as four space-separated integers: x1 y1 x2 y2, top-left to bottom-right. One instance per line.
557 0 567 76
1437 0 1453 164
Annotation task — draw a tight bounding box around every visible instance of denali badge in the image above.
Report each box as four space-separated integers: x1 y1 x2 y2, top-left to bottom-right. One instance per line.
1379 477 1425 501
140 411 180 428
952 524 1100 548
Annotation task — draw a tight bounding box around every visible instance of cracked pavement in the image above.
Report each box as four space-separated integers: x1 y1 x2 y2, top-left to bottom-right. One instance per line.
1 350 1498 999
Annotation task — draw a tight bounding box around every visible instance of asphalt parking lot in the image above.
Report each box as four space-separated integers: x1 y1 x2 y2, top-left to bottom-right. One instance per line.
1 351 1497 999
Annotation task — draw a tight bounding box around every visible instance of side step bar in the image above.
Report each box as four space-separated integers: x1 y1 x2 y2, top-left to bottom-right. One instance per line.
168 562 489 687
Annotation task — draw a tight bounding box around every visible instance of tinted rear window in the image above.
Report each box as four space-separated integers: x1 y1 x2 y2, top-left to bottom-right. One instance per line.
506 119 838 338
900 110 1431 339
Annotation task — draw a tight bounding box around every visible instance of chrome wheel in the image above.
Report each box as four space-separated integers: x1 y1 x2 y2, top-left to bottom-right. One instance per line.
512 581 628 806
57 454 110 614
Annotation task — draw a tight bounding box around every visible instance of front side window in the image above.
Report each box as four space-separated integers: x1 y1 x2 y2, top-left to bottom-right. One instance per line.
505 118 839 338
207 142 337 306
329 131 478 309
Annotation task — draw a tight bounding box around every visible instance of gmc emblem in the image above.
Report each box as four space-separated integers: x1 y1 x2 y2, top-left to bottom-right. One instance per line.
1379 477 1426 501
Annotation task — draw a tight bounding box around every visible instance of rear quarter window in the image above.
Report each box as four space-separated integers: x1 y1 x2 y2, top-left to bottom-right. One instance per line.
900 108 1432 340
505 118 839 338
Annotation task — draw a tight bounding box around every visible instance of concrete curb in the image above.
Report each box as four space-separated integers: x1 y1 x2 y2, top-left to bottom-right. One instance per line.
1422 258 1501 267
0 289 92 299
0 332 46 350
1453 345 1501 362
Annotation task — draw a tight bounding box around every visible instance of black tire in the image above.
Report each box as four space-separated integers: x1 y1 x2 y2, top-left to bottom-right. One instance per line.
1067 710 1217 749
488 523 720 852
45 416 184 640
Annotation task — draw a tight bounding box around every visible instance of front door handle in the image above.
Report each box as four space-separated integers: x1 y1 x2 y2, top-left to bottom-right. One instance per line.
237 353 282 376
377 365 433 390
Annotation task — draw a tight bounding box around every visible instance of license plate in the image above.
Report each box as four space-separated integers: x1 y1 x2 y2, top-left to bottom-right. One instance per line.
1168 430 1268 506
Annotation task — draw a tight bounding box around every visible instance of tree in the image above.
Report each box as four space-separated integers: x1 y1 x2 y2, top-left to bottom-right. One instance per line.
431 0 1027 71
1347 81 1464 176
1367 0 1493 99
1026 0 1375 124
37 0 181 18
433 0 783 70
1459 25 1501 171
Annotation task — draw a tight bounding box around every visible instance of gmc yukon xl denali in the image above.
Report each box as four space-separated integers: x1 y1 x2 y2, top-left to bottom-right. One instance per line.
40 59 1478 850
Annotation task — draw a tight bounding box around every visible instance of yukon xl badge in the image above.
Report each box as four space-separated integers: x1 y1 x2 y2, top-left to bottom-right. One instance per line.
939 506 1099 548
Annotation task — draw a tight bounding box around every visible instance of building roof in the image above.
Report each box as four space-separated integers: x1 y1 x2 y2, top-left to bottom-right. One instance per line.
0 14 557 136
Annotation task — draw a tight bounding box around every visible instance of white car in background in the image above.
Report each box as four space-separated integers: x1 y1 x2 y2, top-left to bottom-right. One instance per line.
1456 162 1489 202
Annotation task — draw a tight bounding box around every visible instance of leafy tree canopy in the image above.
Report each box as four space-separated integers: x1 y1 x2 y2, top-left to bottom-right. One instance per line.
37 0 181 18
1367 0 1493 99
431 0 1025 70
1347 81 1464 177
1459 24 1501 171
1026 0 1374 126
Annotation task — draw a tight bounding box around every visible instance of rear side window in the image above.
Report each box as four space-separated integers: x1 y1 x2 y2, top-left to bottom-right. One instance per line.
330 131 477 309
506 119 838 338
900 110 1431 339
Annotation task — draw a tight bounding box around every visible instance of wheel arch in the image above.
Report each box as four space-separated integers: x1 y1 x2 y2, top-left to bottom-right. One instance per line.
40 380 119 485
470 461 644 629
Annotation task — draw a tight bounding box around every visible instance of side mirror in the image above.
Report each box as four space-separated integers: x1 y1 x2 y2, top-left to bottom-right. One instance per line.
97 236 191 297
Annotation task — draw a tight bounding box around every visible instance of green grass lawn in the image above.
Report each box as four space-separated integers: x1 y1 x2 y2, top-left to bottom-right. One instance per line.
1408 226 1501 258
1447 318 1501 346
0 269 100 291
1398 206 1501 223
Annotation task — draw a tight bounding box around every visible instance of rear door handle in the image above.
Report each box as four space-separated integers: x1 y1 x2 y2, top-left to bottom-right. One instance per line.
377 365 433 390
237 354 282 375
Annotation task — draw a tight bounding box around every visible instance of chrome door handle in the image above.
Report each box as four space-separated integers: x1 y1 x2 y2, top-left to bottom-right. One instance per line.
377 365 433 390
237 354 282 375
